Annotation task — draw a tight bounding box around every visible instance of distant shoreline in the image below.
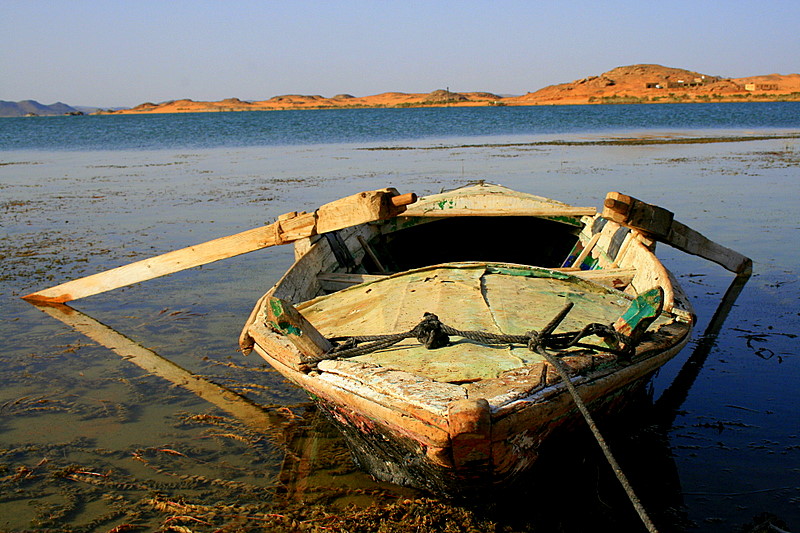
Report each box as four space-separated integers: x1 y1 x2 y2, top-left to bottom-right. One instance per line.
96 93 800 116
98 64 800 115
4 64 800 117
360 133 800 151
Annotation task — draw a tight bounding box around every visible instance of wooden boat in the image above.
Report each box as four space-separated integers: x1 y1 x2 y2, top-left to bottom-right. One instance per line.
23 182 750 497
237 183 750 495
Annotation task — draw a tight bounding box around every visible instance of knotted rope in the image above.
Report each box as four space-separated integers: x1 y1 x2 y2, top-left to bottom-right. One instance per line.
309 303 632 365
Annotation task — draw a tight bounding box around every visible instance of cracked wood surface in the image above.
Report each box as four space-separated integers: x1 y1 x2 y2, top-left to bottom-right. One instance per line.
297 263 634 383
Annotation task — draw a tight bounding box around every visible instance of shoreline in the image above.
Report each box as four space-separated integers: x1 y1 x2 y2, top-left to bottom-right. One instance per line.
95 95 800 116
359 132 800 150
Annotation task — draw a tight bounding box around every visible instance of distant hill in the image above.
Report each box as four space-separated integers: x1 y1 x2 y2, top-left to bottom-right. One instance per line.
505 64 800 105
103 66 800 114
6 65 800 116
0 100 82 117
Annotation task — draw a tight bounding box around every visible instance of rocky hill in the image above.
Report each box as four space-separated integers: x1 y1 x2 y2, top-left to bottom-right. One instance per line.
6 65 799 117
505 64 800 105
0 100 82 117
103 66 800 114
105 89 504 114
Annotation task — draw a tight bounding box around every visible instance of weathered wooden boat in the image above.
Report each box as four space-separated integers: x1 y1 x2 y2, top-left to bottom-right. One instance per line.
22 182 750 499
236 183 751 495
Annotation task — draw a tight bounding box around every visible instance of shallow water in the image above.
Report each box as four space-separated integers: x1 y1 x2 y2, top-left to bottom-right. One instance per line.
1 133 798 532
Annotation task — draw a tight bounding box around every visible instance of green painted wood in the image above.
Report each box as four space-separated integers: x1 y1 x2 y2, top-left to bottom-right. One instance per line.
613 287 664 340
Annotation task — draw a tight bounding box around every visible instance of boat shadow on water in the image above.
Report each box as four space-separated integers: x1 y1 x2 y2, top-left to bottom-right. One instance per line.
19 271 780 533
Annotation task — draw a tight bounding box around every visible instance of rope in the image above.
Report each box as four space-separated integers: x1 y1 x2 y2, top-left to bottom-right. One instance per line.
313 307 632 364
535 345 660 533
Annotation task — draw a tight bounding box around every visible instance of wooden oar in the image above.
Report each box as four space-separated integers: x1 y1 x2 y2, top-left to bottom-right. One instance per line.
22 189 417 304
602 191 752 275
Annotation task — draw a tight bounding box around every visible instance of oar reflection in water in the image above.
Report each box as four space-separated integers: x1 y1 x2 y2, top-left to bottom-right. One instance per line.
26 301 406 505
653 271 752 428
28 302 286 437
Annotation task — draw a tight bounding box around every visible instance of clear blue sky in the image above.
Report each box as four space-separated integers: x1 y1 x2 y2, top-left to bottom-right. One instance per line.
2 0 798 108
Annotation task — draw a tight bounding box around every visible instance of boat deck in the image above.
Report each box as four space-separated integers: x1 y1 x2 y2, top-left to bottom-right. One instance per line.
298 263 641 384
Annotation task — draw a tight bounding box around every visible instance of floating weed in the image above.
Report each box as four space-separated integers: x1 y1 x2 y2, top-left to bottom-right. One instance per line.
0 394 74 416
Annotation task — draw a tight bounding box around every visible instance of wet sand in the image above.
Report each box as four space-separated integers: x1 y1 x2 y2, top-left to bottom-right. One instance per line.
1 134 798 531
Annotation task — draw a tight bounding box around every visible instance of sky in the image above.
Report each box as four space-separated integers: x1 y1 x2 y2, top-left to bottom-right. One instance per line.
2 0 799 108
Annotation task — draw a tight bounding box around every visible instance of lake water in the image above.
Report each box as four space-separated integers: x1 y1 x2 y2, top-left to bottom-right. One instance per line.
1 105 799 532
2 101 800 151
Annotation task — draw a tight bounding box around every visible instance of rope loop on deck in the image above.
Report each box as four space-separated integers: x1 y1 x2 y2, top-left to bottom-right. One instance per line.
313 304 634 365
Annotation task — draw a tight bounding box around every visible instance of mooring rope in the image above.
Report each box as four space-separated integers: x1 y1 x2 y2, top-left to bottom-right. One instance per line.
535 345 660 533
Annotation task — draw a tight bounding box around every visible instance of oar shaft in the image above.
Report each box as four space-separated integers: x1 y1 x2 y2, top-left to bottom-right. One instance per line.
22 188 415 303
602 192 752 274
22 223 284 304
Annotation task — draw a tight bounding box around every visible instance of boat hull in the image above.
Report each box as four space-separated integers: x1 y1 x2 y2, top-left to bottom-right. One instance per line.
318 375 650 495
252 318 690 495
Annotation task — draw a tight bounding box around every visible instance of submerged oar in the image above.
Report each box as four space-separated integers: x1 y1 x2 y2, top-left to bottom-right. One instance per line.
22 189 416 304
602 192 752 275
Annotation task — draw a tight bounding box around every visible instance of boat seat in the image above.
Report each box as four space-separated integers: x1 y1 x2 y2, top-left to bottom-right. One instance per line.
552 267 636 290
317 272 388 291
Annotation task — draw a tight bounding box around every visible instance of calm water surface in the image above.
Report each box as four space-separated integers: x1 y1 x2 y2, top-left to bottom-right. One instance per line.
1 108 798 532
2 101 800 150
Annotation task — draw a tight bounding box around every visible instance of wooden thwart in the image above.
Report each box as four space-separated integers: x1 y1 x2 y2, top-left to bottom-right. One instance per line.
602 191 752 274
317 272 388 291
22 189 416 304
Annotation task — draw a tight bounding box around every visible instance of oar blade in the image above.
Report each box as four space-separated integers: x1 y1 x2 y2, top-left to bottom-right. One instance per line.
602 191 752 274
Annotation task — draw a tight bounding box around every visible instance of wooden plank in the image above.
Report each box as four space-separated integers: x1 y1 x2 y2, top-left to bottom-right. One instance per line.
572 232 601 267
553 267 636 290
602 191 752 274
265 297 333 360
22 188 416 303
464 363 547 408
318 359 466 417
251 343 452 448
400 207 597 218
400 183 596 219
317 272 388 291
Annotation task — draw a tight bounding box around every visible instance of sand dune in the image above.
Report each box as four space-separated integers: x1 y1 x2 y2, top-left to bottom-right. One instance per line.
102 65 800 114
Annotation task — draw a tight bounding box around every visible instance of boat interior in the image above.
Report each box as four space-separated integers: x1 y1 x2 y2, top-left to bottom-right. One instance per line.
291 211 662 309
368 215 581 273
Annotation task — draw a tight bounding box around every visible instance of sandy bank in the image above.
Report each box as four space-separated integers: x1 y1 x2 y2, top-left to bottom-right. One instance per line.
100 64 800 115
